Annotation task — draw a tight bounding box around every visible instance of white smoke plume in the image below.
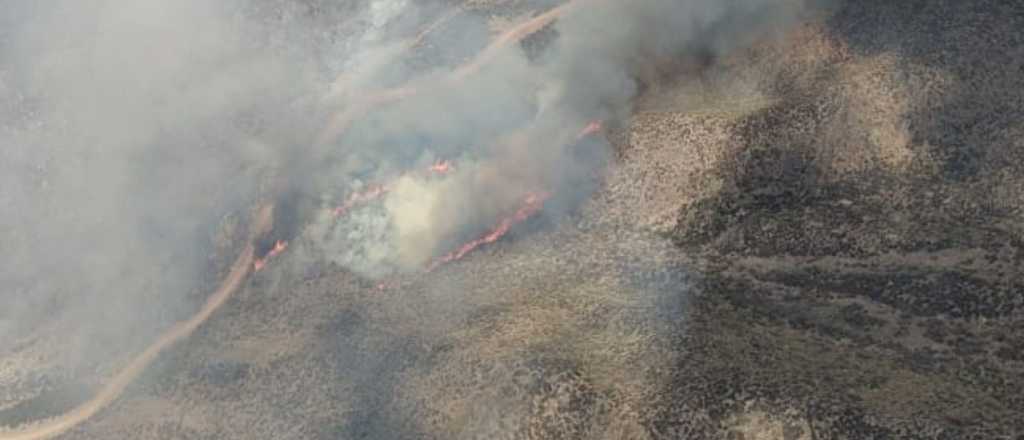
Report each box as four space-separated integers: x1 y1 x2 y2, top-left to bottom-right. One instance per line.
0 0 348 396
308 0 819 275
0 0 822 434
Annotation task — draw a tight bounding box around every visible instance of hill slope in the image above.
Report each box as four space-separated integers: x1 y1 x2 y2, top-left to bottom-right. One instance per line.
3 1 1022 439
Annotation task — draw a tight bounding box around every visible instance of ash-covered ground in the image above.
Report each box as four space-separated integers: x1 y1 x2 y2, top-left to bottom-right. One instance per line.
2 0 1024 439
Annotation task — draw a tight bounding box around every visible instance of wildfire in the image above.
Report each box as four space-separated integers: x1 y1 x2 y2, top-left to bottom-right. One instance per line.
253 240 288 272
427 159 454 174
374 192 549 290
576 120 603 139
341 120 602 288
366 120 602 282
331 184 389 217
426 191 550 272
332 159 455 218
417 120 600 272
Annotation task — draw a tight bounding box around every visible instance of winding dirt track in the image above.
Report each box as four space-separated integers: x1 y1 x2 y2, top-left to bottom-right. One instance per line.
0 205 275 440
0 4 580 439
315 2 579 146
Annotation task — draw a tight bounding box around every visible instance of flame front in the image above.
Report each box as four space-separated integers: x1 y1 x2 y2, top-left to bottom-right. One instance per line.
332 159 455 218
253 240 288 272
426 191 550 272
427 159 454 174
577 120 603 139
332 184 390 217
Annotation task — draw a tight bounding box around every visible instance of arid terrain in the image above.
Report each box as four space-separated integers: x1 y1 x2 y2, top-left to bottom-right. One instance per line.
2 0 1023 439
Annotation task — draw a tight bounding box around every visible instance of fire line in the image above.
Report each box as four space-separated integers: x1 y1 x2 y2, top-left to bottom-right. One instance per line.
332 159 454 218
254 240 289 272
426 191 550 272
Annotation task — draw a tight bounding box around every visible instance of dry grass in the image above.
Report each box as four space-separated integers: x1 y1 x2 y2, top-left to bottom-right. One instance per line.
6 0 1024 438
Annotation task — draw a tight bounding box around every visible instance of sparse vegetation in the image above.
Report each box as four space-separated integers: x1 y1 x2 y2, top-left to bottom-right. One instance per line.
3 0 1023 439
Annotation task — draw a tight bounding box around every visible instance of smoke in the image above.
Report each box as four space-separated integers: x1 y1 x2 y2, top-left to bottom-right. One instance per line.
310 0 817 275
0 0 820 434
0 0 335 391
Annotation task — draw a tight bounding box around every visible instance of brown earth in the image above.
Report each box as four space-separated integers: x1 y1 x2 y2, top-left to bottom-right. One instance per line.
3 0 1023 439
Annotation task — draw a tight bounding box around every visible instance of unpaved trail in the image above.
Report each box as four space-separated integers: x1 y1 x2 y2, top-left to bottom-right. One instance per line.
0 4 585 438
0 205 275 440
316 1 581 147
322 6 464 105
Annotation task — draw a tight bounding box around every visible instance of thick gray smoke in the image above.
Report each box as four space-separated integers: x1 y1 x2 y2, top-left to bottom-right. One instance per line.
0 0 818 433
0 0 335 396
308 0 816 275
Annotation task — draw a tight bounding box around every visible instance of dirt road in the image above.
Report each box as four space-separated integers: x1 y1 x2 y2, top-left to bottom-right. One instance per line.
0 205 274 440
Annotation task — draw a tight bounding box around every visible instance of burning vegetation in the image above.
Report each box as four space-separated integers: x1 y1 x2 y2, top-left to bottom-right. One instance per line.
253 240 288 272
318 119 604 279
1 0 883 439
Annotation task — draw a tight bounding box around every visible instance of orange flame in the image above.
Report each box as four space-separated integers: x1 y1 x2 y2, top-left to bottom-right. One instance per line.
576 120 603 139
253 240 288 272
332 159 455 219
332 184 391 217
428 159 455 174
427 191 550 272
